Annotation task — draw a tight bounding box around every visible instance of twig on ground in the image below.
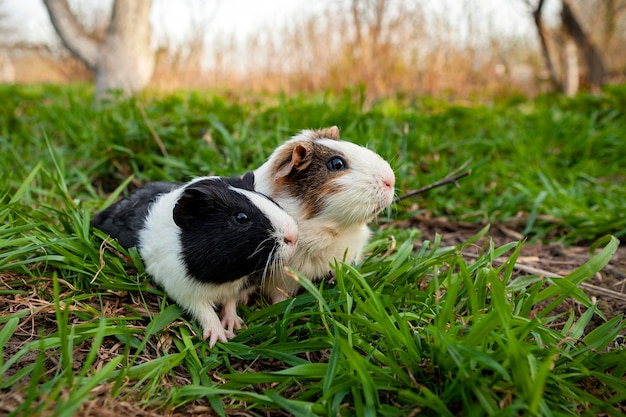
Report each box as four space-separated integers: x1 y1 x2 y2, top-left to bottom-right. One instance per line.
91 239 108 284
394 159 472 203
136 101 168 157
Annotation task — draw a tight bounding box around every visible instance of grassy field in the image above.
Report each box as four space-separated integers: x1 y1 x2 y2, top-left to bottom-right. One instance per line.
1 84 625 416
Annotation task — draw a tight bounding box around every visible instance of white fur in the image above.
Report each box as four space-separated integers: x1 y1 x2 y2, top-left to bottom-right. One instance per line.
254 130 395 302
137 176 297 347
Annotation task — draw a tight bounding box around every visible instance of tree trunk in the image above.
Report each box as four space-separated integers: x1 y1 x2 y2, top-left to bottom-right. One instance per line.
561 1 605 92
531 0 561 92
563 36 579 96
42 0 154 99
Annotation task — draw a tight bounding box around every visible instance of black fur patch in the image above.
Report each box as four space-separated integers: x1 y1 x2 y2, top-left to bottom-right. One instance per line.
173 178 277 284
93 173 280 285
223 171 256 191
91 182 182 249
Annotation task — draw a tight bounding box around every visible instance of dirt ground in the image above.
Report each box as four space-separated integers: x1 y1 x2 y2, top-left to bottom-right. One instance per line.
397 214 626 332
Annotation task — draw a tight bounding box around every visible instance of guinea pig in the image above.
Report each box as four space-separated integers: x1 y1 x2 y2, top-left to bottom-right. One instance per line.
253 126 395 303
91 172 298 347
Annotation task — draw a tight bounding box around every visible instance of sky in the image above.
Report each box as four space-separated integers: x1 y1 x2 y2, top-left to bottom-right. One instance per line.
6 0 329 45
4 0 559 49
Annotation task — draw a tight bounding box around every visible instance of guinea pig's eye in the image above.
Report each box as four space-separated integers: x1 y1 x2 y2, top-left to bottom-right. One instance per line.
234 212 249 224
326 156 347 171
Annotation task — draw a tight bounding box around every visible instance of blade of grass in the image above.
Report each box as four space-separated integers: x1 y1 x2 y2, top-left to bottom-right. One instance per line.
536 236 619 317
9 160 44 204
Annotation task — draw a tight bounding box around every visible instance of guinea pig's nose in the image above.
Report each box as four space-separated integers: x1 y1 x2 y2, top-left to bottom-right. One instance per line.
284 233 297 246
381 175 395 190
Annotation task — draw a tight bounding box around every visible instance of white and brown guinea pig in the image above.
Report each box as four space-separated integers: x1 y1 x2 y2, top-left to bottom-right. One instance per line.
253 126 395 303
91 172 298 347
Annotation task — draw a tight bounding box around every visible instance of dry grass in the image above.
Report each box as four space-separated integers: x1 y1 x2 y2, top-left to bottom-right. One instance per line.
4 1 626 102
6 1 625 100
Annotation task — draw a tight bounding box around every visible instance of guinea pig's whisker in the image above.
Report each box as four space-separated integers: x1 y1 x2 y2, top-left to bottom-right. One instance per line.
249 236 274 260
262 245 275 275
260 243 280 289
271 259 287 290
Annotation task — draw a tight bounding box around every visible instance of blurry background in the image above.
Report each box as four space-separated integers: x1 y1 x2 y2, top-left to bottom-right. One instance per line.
1 0 625 100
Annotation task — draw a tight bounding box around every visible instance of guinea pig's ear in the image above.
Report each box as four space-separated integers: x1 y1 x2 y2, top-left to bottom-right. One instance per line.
173 186 214 229
240 171 256 190
320 126 340 140
274 142 313 180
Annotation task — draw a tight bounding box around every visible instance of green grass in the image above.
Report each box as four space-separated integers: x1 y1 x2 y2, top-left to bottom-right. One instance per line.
1 84 625 416
2 84 625 242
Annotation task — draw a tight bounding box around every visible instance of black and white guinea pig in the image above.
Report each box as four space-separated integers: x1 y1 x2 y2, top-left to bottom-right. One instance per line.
253 126 395 303
91 172 298 347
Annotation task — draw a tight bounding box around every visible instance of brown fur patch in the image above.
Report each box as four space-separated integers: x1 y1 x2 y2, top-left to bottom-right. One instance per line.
270 143 304 181
274 141 348 219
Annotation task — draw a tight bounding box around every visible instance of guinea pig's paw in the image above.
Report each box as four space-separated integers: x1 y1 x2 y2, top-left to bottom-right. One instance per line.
221 315 244 332
203 325 231 348
197 307 233 347
220 301 245 332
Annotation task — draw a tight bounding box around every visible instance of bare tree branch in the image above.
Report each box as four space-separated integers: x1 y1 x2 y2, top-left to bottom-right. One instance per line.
42 0 100 70
527 0 561 91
